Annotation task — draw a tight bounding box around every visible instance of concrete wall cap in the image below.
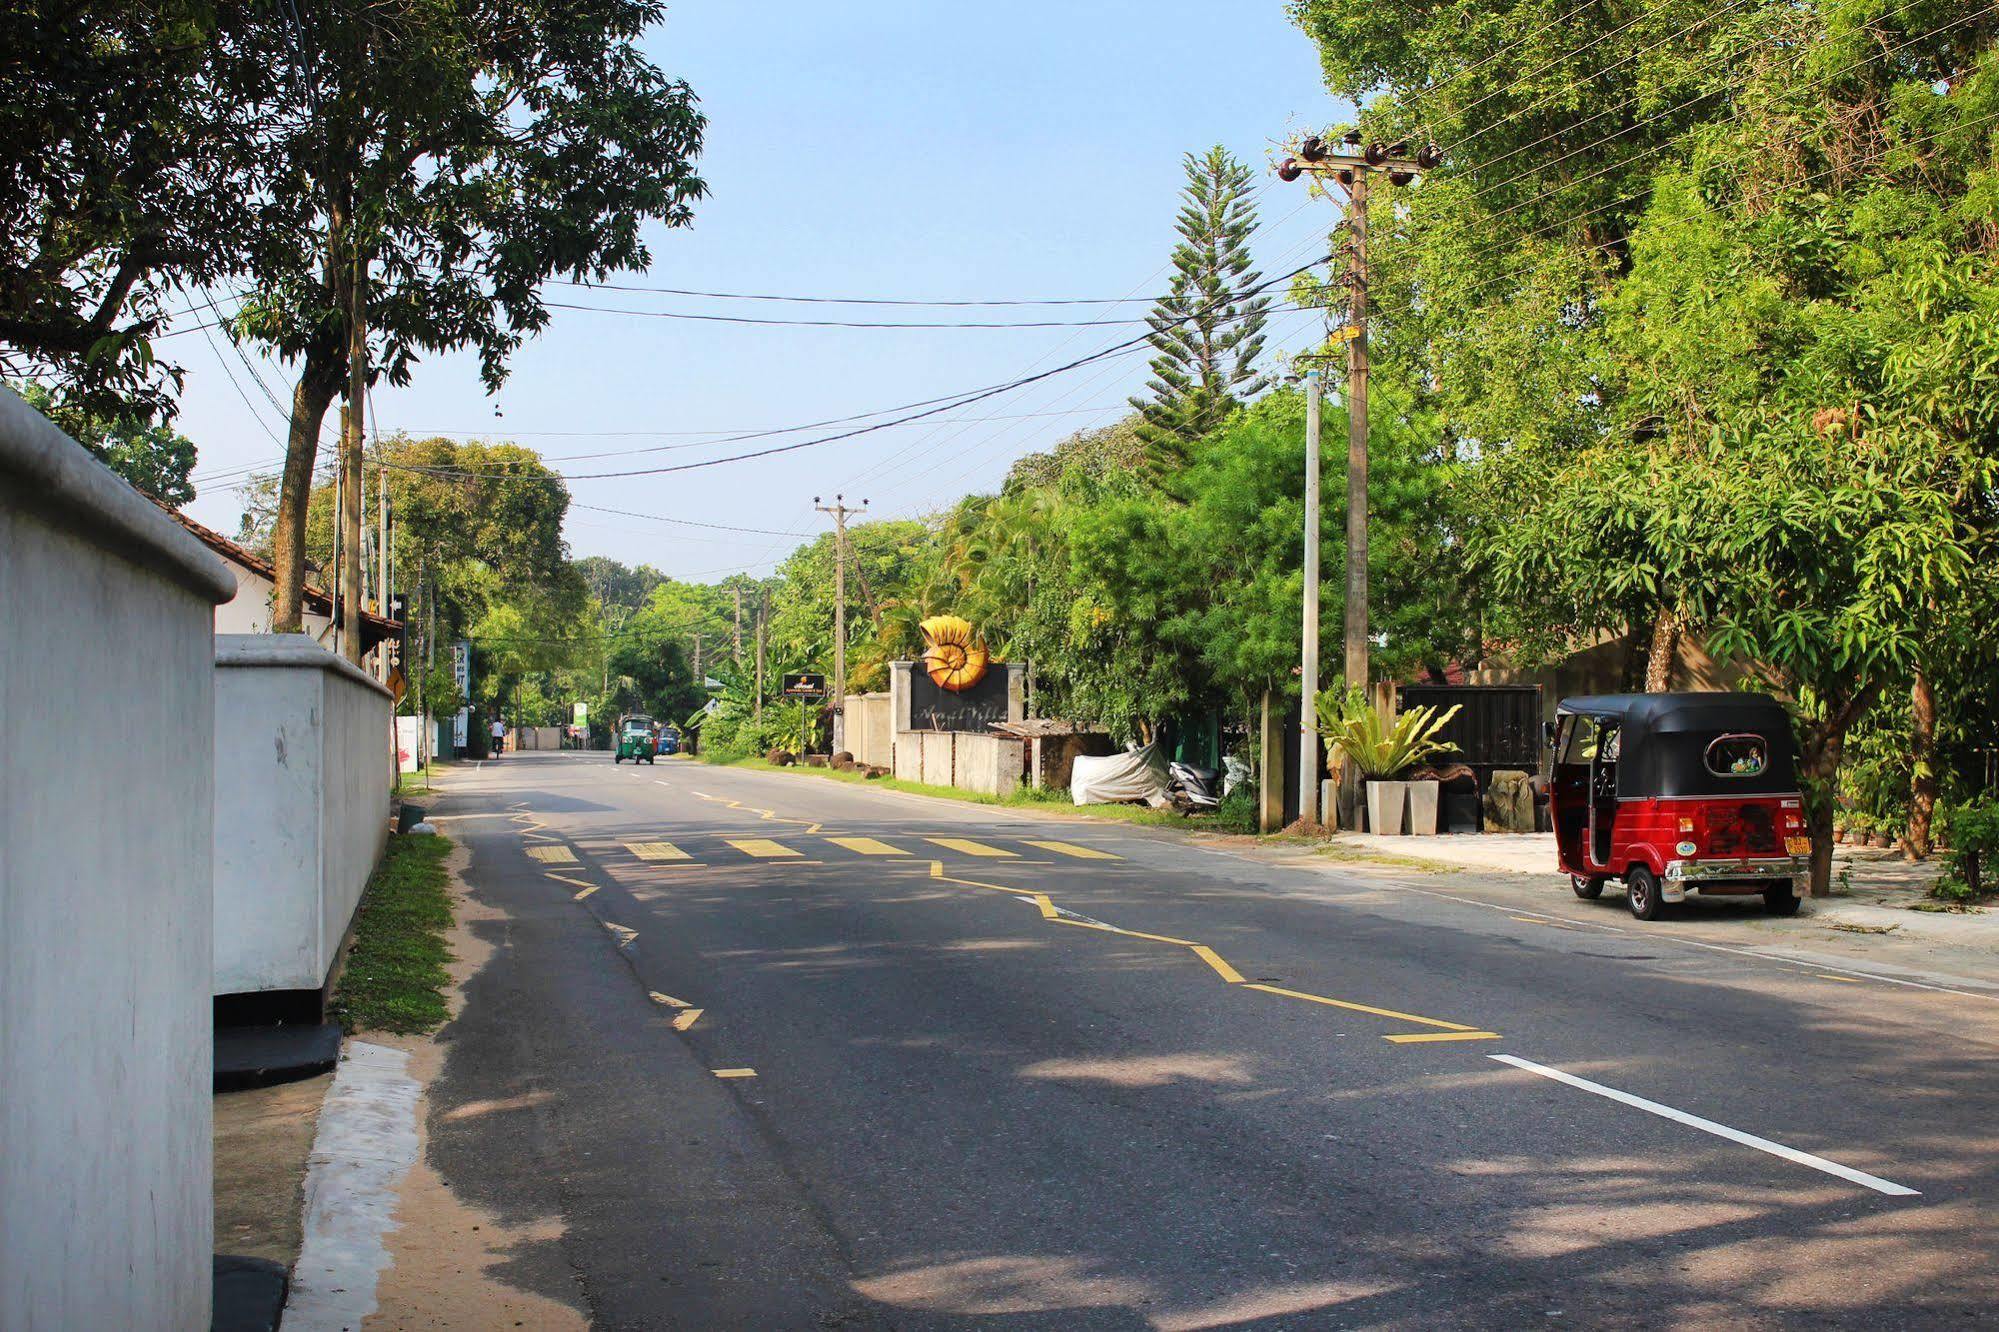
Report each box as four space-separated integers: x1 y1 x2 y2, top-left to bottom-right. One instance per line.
216 633 393 698
0 383 236 603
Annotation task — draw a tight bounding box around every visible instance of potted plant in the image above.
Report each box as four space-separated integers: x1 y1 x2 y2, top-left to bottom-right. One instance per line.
1314 687 1462 835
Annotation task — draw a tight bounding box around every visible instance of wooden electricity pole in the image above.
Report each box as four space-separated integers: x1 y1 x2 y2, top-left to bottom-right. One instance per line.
814 494 867 738
1277 133 1436 695
732 585 743 664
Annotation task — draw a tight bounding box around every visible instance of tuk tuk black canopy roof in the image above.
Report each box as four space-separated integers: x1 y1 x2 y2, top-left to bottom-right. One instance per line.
1556 692 1798 797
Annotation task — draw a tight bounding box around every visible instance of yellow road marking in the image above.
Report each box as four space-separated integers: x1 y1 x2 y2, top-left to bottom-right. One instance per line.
544 872 593 889
626 841 692 861
1384 1030 1503 1044
649 992 693 1008
826 836 909 856
1245 983 1480 1033
1023 839 1122 860
926 837 1017 858
573 886 598 901
604 922 638 947
713 1068 756 1078
918 862 1492 1042
526 846 577 864
672 1009 703 1031
1816 973 1866 983
1190 945 1244 984
726 838 803 859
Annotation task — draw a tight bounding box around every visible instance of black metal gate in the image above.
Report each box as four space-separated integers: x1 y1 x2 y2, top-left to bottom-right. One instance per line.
1396 684 1543 787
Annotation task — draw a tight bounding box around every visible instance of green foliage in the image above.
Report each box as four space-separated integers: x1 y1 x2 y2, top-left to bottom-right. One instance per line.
1314 687 1461 777
0 4 282 421
331 834 454 1036
1933 799 1999 902
1130 146 1271 480
14 381 198 504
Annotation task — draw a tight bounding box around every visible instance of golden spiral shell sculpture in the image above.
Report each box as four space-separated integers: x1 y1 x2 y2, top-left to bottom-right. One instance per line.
919 614 991 692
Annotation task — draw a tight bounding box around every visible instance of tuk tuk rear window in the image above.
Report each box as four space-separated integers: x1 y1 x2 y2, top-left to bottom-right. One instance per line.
1705 734 1768 777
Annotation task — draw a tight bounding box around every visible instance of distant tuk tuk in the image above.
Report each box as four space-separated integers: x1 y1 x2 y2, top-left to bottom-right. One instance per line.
614 713 657 765
655 726 680 757
1548 692 1808 920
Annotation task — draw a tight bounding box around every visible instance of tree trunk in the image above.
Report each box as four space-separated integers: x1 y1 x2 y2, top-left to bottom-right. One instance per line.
1644 608 1681 693
1798 725 1845 898
269 352 343 632
1797 683 1880 897
1908 671 1937 860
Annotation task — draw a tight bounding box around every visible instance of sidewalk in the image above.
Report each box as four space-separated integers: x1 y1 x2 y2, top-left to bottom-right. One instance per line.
1317 830 1995 951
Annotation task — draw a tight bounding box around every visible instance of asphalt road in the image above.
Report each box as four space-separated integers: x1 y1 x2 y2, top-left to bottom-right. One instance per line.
420 752 1999 1329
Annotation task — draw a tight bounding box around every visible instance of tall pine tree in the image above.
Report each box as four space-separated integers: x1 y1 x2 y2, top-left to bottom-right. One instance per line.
1130 146 1269 480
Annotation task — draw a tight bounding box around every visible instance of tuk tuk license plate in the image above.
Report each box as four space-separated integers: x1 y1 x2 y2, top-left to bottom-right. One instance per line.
1785 836 1810 856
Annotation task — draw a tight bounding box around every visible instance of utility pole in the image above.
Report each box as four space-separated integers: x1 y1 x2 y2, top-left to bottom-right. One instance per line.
1279 132 1437 695
732 585 743 664
340 249 368 667
1299 369 1322 826
377 459 390 683
754 588 767 720
814 494 867 746
330 442 344 658
691 633 704 692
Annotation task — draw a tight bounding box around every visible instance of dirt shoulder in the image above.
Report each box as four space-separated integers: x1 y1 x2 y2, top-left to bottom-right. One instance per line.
361 835 589 1331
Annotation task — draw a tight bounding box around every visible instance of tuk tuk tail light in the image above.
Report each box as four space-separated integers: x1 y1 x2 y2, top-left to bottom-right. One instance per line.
1678 817 1695 833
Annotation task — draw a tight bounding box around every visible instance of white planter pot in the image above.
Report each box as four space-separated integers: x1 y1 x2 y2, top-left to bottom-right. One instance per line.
1405 781 1440 836
1366 780 1409 836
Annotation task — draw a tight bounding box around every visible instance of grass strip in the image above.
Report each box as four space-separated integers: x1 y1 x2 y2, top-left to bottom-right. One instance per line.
331 833 455 1035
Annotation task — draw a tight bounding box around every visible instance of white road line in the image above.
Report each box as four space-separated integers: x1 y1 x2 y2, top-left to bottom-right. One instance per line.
1489 1054 1920 1197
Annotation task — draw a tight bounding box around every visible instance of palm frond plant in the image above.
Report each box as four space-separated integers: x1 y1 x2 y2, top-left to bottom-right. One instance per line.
1314 686 1462 778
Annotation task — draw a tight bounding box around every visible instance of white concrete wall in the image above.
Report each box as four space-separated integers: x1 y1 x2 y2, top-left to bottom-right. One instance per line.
889 729 1024 797
1 385 233 1330
842 693 891 768
214 636 392 996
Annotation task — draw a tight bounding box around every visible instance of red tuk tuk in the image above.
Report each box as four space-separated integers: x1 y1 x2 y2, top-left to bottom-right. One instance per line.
1548 693 1809 920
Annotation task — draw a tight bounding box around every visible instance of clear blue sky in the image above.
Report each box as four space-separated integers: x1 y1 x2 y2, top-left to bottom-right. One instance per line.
176 1 1349 579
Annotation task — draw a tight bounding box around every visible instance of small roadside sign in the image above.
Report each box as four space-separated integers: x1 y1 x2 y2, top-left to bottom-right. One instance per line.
782 671 827 698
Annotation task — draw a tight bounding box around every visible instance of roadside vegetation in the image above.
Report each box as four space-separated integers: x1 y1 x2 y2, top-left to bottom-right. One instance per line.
693 752 1257 833
331 834 456 1036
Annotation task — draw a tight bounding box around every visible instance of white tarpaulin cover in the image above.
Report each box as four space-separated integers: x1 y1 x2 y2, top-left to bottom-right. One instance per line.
1071 742 1171 808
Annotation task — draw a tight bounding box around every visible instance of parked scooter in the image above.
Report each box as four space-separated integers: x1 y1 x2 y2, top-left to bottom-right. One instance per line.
1168 761 1224 814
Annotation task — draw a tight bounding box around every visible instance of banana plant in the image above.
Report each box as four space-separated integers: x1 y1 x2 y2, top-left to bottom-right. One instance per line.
1314 686 1462 778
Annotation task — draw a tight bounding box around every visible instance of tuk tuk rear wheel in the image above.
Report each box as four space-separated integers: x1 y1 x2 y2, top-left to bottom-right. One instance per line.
1764 883 1800 916
1626 866 1664 921
614 753 622 764
1571 873 1605 900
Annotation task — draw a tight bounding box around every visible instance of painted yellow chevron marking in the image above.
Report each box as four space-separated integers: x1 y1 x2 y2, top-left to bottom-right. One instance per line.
1190 945 1244 984
713 1068 756 1079
826 837 908 857
626 841 692 861
672 1009 703 1031
544 872 593 889
926 837 1016 858
1022 839 1122 860
526 846 577 864
650 991 692 1008
604 922 638 948
726 838 802 859
572 886 598 901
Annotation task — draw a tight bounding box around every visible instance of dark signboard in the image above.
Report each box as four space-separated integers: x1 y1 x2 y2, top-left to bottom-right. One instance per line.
909 667 1010 732
782 671 827 698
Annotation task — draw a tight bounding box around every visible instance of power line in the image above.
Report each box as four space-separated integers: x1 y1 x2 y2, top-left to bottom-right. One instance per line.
538 298 1311 330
